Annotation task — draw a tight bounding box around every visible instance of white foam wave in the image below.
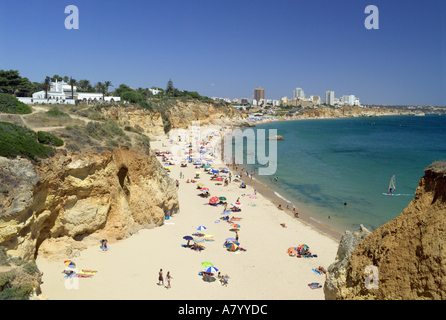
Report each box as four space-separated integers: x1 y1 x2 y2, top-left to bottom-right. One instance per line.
274 191 292 203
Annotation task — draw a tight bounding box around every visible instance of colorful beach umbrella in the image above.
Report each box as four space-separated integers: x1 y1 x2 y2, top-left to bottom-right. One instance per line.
230 224 241 229
196 225 207 231
64 260 76 269
231 202 242 207
209 196 219 205
197 183 204 188
201 262 214 268
193 236 205 243
219 197 227 201
203 266 219 274
226 242 239 251
200 187 210 193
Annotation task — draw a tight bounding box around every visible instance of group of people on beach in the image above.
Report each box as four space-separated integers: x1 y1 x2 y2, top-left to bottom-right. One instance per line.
278 204 299 218
157 269 173 289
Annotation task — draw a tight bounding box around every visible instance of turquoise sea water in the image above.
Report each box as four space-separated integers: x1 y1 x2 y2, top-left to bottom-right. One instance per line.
235 114 446 233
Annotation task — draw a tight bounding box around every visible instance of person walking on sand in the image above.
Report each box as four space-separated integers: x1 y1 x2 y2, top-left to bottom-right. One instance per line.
166 271 173 289
158 269 164 286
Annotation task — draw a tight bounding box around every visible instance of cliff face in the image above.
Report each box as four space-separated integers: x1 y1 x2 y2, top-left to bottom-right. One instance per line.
325 161 446 300
0 147 179 261
100 100 250 137
298 106 411 119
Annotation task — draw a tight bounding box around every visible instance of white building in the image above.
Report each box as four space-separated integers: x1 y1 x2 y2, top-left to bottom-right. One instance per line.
342 95 356 106
293 88 304 99
29 80 120 103
325 91 335 106
149 88 161 95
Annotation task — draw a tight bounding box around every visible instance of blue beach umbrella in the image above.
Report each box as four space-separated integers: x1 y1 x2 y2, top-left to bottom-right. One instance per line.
203 266 218 274
196 226 207 231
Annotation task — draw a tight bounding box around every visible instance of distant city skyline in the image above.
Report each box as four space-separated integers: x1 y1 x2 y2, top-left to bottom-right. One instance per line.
0 0 444 106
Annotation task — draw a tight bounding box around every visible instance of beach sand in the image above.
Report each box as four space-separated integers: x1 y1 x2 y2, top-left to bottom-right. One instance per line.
36 125 340 300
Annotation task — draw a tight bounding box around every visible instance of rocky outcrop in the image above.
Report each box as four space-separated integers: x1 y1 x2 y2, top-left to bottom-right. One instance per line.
324 225 372 300
298 106 411 119
100 100 249 137
0 147 179 261
324 161 446 300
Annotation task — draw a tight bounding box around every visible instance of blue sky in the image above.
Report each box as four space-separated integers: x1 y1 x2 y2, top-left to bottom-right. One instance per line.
0 0 445 105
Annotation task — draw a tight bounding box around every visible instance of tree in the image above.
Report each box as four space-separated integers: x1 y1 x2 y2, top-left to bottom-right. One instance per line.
166 79 175 96
68 77 77 99
120 90 145 104
15 77 34 97
114 84 132 96
63 76 69 83
51 75 62 82
104 81 113 95
43 76 51 99
0 70 22 95
95 82 106 100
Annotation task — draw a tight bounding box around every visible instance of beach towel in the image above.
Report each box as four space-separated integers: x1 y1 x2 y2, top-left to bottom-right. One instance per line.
312 269 322 275
215 220 220 223
308 283 322 289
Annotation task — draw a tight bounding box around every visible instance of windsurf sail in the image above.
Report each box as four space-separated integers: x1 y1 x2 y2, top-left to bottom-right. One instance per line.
387 174 396 194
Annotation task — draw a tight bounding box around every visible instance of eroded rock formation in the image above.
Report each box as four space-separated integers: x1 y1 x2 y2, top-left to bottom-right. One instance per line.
325 161 446 300
0 147 179 261
100 100 250 137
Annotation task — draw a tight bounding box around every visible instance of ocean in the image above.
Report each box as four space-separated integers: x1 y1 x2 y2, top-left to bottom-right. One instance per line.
233 114 446 233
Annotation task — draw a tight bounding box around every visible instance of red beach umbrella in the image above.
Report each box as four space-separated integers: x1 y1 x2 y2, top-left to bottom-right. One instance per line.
209 196 219 205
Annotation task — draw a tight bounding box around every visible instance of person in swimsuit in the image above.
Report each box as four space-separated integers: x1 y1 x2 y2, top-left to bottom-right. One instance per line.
166 271 172 289
158 269 164 286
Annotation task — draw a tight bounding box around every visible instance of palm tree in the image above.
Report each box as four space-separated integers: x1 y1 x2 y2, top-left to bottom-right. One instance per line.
95 82 106 100
104 81 113 95
44 76 51 99
68 77 77 100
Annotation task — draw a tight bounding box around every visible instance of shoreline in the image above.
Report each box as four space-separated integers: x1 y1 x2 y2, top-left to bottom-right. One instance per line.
36 122 340 300
233 171 343 242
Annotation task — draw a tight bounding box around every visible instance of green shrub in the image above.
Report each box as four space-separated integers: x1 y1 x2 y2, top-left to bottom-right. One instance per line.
0 93 32 114
136 134 151 152
22 260 38 275
66 142 81 152
85 119 125 140
45 107 69 117
37 131 64 146
0 283 33 300
0 246 9 266
0 122 54 160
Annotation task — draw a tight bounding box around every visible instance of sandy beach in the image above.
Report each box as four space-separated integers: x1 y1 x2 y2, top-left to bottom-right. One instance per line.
36 125 340 300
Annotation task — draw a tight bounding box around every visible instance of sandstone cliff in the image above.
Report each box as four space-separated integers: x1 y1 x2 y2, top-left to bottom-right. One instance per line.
325 161 446 300
297 106 411 119
0 147 179 261
99 99 250 137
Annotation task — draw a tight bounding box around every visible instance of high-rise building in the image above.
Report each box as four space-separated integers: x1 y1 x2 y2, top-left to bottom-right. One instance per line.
293 88 304 99
326 91 334 106
343 95 355 106
254 87 265 102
